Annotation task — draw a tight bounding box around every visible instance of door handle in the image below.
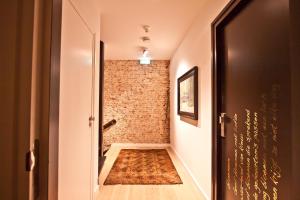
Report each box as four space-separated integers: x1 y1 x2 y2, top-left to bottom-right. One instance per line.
219 112 226 138
89 116 95 127
26 150 36 172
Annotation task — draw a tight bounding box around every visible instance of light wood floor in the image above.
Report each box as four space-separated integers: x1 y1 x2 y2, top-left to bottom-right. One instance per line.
95 144 206 200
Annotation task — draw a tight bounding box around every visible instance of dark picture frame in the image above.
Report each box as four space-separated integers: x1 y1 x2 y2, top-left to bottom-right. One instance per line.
177 66 198 120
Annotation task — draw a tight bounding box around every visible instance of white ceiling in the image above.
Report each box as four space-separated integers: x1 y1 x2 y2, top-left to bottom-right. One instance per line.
99 0 206 60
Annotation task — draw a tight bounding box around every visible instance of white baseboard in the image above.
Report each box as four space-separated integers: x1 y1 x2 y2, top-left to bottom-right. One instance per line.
170 145 209 200
111 143 171 148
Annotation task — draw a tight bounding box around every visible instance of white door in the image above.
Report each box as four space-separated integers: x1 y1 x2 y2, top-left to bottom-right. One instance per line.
59 0 94 199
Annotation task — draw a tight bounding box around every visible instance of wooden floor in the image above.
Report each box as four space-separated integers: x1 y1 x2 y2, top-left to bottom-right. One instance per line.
95 144 206 200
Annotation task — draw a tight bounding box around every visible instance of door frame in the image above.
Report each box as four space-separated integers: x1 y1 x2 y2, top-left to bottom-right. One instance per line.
47 0 62 199
211 0 249 199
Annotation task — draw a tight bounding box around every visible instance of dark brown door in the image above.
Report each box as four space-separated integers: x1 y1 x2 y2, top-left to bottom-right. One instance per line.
98 41 106 176
213 0 295 199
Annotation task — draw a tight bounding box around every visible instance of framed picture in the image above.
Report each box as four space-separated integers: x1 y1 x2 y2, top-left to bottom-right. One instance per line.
177 66 198 120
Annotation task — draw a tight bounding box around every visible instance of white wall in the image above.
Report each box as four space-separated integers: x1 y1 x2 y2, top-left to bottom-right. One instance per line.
170 0 229 199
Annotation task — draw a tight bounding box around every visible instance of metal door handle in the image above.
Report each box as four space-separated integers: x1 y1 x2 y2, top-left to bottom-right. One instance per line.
26 151 36 171
89 116 95 127
219 113 226 138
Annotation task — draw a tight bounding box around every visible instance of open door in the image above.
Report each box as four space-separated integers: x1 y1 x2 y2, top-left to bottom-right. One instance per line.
212 0 300 199
0 1 33 198
98 41 106 176
0 0 52 199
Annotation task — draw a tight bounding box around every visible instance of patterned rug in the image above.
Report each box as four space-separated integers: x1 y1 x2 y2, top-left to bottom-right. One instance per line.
104 149 183 185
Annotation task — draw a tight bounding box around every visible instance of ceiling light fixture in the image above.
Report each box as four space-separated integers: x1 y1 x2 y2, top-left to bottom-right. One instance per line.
142 49 149 57
140 48 151 65
142 25 150 33
141 36 151 42
139 25 151 64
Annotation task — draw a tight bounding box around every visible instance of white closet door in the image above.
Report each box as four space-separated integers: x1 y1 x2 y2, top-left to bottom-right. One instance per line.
59 0 94 199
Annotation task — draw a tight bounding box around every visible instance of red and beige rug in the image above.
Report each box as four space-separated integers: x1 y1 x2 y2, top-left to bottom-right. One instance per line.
104 149 183 185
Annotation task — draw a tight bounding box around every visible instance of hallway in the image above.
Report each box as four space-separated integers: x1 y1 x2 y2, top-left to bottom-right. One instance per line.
1 0 299 199
96 144 206 200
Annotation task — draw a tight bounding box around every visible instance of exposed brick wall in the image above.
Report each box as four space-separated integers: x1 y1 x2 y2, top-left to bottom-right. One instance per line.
104 60 170 148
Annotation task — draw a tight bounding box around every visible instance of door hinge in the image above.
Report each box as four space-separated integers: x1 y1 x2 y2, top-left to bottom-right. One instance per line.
26 150 36 172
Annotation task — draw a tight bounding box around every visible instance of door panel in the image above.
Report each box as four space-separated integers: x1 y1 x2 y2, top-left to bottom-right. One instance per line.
0 2 21 199
0 0 36 199
59 1 94 199
216 0 292 199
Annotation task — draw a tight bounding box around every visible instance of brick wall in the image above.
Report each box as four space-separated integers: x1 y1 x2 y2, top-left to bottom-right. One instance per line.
104 60 170 148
